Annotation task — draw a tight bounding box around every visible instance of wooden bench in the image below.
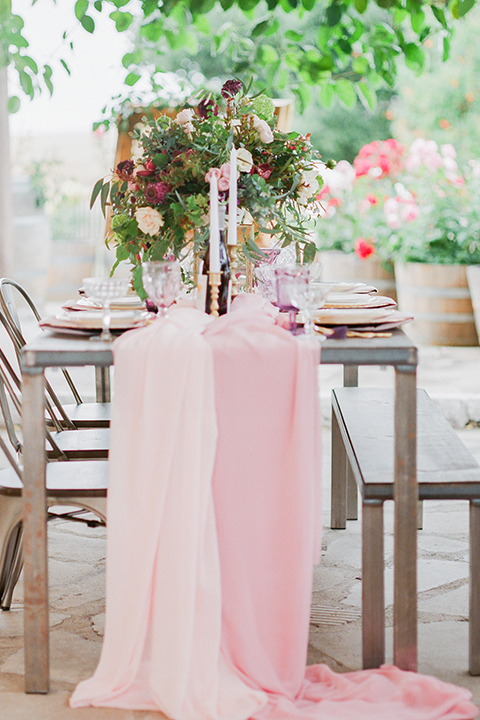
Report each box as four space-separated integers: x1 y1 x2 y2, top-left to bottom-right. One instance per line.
330 386 480 674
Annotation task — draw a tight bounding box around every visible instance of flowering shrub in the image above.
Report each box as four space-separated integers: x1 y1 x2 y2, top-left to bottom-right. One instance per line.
317 137 480 265
92 80 327 294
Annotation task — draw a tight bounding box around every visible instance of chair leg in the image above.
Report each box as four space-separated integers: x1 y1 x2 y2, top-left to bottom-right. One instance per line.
1 523 23 610
362 499 385 669
470 499 480 675
331 407 347 529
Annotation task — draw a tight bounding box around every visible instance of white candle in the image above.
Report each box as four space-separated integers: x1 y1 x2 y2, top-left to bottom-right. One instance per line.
209 174 220 273
228 146 237 246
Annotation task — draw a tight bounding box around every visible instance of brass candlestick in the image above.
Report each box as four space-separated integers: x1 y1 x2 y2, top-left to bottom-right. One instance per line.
227 244 238 298
208 271 221 317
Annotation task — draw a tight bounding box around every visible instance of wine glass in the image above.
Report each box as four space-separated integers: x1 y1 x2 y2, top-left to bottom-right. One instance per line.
290 281 333 337
142 261 181 318
82 277 130 341
274 265 309 332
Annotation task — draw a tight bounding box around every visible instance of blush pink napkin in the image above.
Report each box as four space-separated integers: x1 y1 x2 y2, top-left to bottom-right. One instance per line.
70 295 477 720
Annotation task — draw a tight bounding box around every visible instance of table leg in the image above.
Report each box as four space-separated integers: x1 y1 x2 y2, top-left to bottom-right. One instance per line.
343 366 358 520
394 366 417 672
22 368 49 693
469 499 480 675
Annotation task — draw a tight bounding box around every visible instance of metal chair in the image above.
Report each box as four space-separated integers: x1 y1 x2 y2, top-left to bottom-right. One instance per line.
0 278 111 429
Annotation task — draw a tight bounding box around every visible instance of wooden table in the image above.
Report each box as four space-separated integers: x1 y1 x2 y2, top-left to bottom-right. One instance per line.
20 328 418 693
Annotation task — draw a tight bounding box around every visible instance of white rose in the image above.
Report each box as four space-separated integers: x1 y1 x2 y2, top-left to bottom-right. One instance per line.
135 207 164 236
236 147 254 173
252 114 274 144
297 169 320 205
175 108 195 125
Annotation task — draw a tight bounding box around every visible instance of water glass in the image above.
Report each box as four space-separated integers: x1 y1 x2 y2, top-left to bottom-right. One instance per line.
142 261 181 318
274 265 309 332
82 277 130 341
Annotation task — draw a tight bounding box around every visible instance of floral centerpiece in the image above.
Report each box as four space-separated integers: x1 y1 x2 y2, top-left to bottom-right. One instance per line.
317 137 480 266
92 79 328 296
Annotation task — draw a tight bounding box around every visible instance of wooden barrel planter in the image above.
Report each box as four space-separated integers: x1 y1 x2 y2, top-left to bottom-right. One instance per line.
395 262 478 346
467 265 480 343
318 250 397 301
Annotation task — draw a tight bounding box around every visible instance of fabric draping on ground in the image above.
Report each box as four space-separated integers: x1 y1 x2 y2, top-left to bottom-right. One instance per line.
70 295 478 720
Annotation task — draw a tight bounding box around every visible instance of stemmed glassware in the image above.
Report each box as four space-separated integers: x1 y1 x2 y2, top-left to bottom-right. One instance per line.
274 265 309 332
82 277 130 341
142 261 182 318
289 281 333 337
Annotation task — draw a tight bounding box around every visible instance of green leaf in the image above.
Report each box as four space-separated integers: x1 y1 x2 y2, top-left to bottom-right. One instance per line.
326 2 342 25
140 19 163 42
60 58 71 75
7 96 21 114
74 0 89 20
319 81 334 107
334 77 357 107
122 50 142 68
19 70 34 98
125 71 141 86
132 265 146 299
451 0 459 19
357 81 377 110
193 14 210 33
285 29 303 41
302 0 316 8
410 10 425 34
352 55 369 74
404 42 425 73
90 178 104 209
458 0 475 17
80 14 95 32
152 153 169 168
100 181 110 217
431 5 447 28
303 240 316 263
43 64 53 95
111 0 130 6
251 19 270 37
354 0 368 12
294 84 311 112
109 10 133 31
442 34 450 61
393 7 408 23
22 55 38 73
93 0 103 10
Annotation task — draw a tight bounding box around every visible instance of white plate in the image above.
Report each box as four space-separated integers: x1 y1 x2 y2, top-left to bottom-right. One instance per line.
40 310 148 332
317 282 378 294
324 294 396 309
313 308 397 325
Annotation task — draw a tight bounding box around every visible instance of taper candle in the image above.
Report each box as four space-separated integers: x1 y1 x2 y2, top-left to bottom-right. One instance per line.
209 173 220 273
228 146 237 246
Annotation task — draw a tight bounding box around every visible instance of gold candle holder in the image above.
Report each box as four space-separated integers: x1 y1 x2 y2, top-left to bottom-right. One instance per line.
208 271 221 317
227 244 238 298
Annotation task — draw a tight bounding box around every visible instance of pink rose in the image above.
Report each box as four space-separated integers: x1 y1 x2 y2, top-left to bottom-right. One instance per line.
219 163 231 178
218 176 230 192
205 167 221 183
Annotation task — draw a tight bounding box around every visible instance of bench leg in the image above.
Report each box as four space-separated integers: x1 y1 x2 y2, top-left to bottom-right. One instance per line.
347 465 358 521
362 499 385 669
470 500 480 675
417 500 423 530
331 406 347 529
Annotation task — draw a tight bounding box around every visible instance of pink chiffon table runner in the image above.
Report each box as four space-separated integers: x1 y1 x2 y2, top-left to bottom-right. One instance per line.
70 295 477 720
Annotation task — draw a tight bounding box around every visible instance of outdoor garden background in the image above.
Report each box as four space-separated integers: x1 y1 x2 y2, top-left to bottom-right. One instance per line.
3 0 480 310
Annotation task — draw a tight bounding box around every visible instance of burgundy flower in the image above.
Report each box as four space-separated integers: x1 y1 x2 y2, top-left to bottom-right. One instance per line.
256 163 273 180
221 79 242 99
116 159 135 181
198 98 219 118
144 182 171 205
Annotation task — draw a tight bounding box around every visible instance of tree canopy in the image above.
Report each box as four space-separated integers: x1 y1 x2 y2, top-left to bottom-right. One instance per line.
1 0 477 114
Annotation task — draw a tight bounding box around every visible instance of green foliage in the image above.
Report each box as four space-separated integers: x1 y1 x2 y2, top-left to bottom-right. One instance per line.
2 0 476 113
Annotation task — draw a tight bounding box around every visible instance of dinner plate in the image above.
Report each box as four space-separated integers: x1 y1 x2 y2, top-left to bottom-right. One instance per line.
313 308 397 326
64 296 146 312
317 282 378 294
324 293 396 309
40 310 149 333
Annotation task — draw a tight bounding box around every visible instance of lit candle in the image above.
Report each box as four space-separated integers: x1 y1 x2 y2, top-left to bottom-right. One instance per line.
228 146 237 246
209 173 220 273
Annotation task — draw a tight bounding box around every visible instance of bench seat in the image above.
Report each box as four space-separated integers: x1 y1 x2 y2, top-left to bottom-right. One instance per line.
330 386 480 674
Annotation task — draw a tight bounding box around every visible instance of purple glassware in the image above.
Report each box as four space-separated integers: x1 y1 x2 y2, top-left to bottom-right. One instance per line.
274 265 309 332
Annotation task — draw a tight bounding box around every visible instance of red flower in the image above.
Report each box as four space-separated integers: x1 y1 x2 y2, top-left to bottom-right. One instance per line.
365 194 378 206
354 237 376 260
256 163 273 180
328 198 341 207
